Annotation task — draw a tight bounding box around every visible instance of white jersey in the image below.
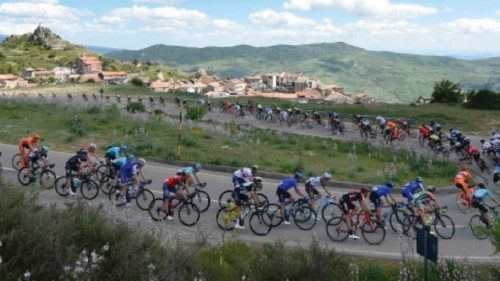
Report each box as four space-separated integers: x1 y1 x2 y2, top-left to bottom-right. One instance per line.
280 111 288 119
306 177 322 187
376 116 385 125
234 167 252 179
482 141 492 151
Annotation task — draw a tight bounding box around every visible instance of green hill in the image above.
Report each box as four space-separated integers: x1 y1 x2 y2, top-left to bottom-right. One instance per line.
0 26 190 81
107 43 500 103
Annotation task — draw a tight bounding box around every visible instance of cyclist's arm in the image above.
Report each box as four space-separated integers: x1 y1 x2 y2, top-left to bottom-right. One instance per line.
489 194 499 205
359 199 372 215
294 186 307 198
386 194 397 205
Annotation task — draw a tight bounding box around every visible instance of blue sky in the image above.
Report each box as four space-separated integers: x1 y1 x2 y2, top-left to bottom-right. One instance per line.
0 0 499 57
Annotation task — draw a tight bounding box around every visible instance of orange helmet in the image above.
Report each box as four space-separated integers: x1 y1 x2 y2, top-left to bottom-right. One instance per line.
31 132 40 140
460 164 468 171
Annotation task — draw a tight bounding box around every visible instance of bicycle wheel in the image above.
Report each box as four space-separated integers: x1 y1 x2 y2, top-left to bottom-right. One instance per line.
293 205 317 230
190 189 210 213
149 198 167 221
108 186 122 204
478 160 491 174
361 219 386 245
249 210 272 236
256 193 269 206
80 180 99 200
96 164 108 181
178 202 200 226
135 189 155 211
402 214 417 239
433 214 455 239
322 202 343 222
456 193 471 214
409 130 417 138
17 167 33 186
40 170 56 189
389 209 407 233
12 153 23 171
469 214 489 239
216 207 236 231
263 203 282 227
99 176 114 195
326 217 349 242
54 176 69 197
218 190 234 207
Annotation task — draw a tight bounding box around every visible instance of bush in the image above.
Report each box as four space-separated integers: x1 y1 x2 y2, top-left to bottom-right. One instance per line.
185 105 206 121
129 77 143 87
125 102 145 113
465 90 500 110
431 80 463 103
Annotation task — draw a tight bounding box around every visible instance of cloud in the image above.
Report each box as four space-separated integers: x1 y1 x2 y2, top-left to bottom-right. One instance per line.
440 18 500 34
212 19 242 30
283 0 437 19
249 9 315 27
105 5 208 25
0 1 82 20
344 19 428 35
132 0 184 4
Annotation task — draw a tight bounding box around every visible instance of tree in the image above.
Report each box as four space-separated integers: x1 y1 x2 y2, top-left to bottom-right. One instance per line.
185 105 206 122
431 79 463 103
465 90 500 110
130 77 143 87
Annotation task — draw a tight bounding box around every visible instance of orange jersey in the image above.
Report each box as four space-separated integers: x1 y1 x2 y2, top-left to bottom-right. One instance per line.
164 175 184 189
19 136 37 149
386 121 397 130
454 171 470 184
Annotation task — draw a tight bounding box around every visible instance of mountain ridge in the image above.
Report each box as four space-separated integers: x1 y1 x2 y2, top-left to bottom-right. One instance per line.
107 42 500 103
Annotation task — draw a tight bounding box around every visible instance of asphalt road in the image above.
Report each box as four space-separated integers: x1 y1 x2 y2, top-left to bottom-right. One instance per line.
0 142 498 262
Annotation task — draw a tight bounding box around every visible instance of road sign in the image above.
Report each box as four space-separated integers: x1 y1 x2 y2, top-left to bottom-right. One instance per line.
416 227 438 263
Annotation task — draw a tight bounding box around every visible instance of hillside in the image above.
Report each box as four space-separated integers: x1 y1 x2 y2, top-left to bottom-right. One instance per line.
0 27 190 81
108 43 500 103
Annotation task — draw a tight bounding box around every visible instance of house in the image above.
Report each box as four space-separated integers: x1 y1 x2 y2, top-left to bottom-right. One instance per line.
200 75 220 85
33 68 55 80
0 74 18 87
223 78 246 95
245 75 263 89
179 82 207 94
53 67 74 81
263 73 277 89
354 92 376 104
76 56 102 73
79 73 102 83
149 80 171 92
206 82 223 93
416 95 431 105
21 68 35 79
98 71 127 84
296 88 323 100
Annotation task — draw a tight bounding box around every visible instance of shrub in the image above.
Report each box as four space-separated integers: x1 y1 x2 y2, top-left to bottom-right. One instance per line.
431 80 463 103
129 77 143 87
185 105 206 121
465 90 500 110
126 102 145 113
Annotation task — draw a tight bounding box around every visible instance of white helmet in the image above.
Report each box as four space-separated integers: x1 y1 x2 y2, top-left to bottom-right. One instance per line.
322 172 332 179
138 158 146 166
89 143 97 149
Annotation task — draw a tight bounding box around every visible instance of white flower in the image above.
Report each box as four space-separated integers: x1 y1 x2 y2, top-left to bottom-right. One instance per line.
63 266 71 272
102 243 109 252
0 240 2 247
91 251 99 263
0 256 2 265
148 263 156 271
23 270 31 280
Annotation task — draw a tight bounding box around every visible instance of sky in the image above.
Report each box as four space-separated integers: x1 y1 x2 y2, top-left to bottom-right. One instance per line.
0 0 499 57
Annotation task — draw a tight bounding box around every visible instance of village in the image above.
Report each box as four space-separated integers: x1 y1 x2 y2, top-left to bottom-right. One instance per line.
0 55 378 104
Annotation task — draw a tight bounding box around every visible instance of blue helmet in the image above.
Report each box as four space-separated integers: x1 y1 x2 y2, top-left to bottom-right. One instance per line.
386 181 394 188
127 154 135 161
294 172 304 179
415 177 423 183
120 144 127 151
193 163 202 172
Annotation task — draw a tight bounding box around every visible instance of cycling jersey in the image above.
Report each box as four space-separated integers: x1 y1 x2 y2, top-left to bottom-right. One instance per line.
340 192 364 214
28 150 47 168
19 136 37 150
65 154 86 176
234 168 252 179
118 161 139 184
277 178 298 191
401 180 423 201
386 121 397 130
105 147 121 159
369 186 391 208
163 175 184 198
179 166 195 175
112 157 127 169
411 189 433 209
473 188 491 200
466 145 479 155
305 177 322 197
454 171 470 185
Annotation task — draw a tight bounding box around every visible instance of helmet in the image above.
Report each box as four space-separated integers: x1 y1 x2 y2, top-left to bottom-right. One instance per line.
41 145 49 153
177 171 187 177
460 164 468 171
480 139 485 143
376 116 382 121
478 182 486 189
360 187 369 194
456 132 462 138
89 143 97 150
193 163 202 172
430 120 435 125
294 172 304 179
276 107 281 111
286 108 292 112
322 172 332 179
415 176 423 183
127 154 135 161
426 186 436 193
32 132 40 140
251 165 259 170
138 158 146 166
120 144 127 150
386 181 394 188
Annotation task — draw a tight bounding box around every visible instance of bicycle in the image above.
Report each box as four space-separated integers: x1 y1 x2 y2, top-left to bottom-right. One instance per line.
326 209 385 245
54 172 99 200
108 180 155 211
148 196 200 226
17 163 56 188
402 205 455 239
216 201 272 236
186 182 211 213
456 184 478 214
12 153 25 171
218 179 269 208
311 195 343 222
263 197 317 230
470 205 498 239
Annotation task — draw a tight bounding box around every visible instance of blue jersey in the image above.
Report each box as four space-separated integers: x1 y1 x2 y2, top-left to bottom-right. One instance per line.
278 178 298 191
113 157 127 168
495 164 500 174
372 186 392 197
106 147 121 158
402 180 422 195
473 189 491 199
119 161 138 179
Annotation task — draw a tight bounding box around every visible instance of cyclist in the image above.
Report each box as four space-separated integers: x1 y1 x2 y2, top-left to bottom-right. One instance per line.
411 186 439 231
105 144 126 167
385 119 399 140
26 145 50 180
162 171 189 221
277 172 307 226
369 181 397 223
429 121 442 134
64 151 88 196
401 177 424 203
375 115 386 131
465 144 481 162
179 163 202 188
490 131 500 147
455 165 475 206
494 163 500 184
18 132 41 168
480 139 496 158
232 165 258 188
305 172 334 213
232 176 264 229
360 118 371 133
339 188 372 239
116 158 146 206
471 183 499 228
78 143 99 163
312 111 322 125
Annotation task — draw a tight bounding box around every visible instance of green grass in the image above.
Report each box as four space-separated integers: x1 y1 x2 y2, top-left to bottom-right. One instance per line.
0 100 460 186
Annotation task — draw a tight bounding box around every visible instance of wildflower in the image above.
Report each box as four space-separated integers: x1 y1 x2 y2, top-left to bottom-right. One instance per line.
23 270 31 281
91 251 99 263
102 243 110 252
148 263 156 271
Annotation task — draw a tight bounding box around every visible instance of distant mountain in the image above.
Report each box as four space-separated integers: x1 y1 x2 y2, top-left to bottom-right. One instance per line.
108 43 500 103
86 45 124 55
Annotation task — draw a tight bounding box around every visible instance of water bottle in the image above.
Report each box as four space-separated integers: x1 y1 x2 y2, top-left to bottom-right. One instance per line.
72 178 81 189
284 205 292 218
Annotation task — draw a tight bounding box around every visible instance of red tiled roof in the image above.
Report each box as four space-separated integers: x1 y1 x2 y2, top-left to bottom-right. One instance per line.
0 74 18 81
99 71 127 77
